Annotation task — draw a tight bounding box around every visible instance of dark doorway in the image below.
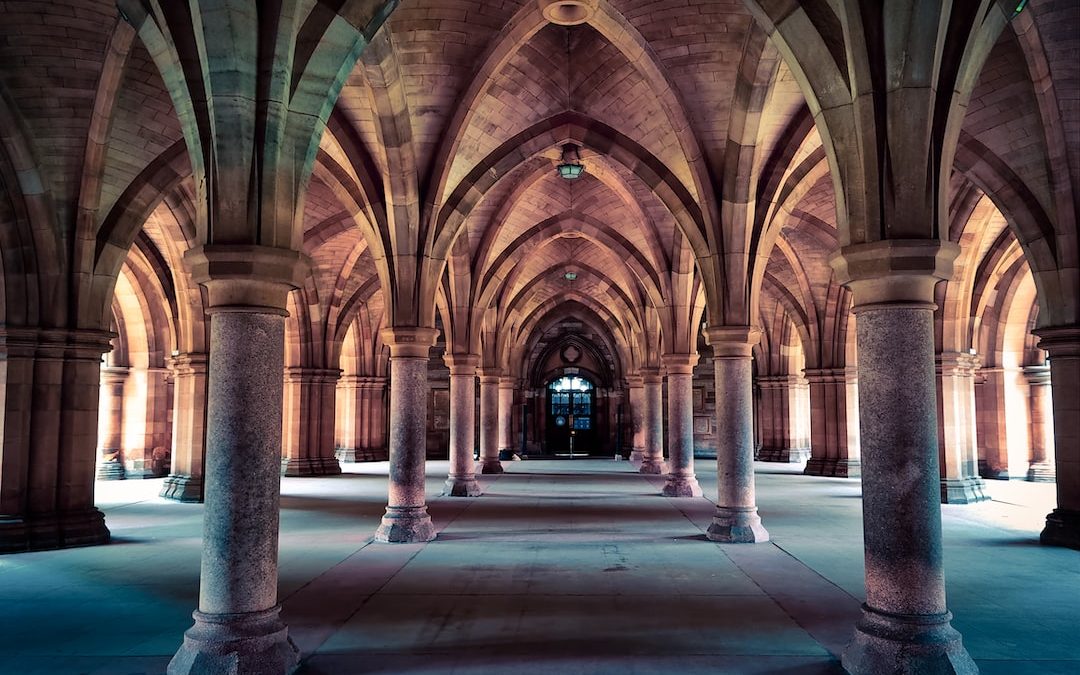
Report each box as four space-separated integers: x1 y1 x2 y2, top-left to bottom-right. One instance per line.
546 375 597 456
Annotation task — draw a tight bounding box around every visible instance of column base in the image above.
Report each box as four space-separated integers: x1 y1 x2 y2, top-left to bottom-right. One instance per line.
706 506 769 543
97 459 126 481
1026 462 1056 482
160 475 204 503
940 477 989 504
0 508 111 553
479 459 504 474
374 506 436 543
842 605 976 675
336 447 389 463
628 449 645 465
978 460 1009 480
335 447 358 463
168 606 299 675
639 457 664 474
804 457 861 477
661 475 702 498
443 475 482 497
758 446 810 463
1040 508 1080 550
280 457 343 477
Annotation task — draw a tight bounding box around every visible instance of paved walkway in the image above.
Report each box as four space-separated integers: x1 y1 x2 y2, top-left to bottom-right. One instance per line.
0 459 1075 674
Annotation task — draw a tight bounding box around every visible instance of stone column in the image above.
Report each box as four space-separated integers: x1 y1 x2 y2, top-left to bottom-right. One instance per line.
0 328 113 553
335 374 361 462
443 353 481 496
705 327 769 543
660 354 702 497
169 246 307 675
626 375 645 464
804 367 861 477
374 327 438 543
338 376 388 462
832 241 976 674
161 353 208 502
478 369 503 474
497 376 516 460
936 352 987 503
1033 326 1079 549
756 375 811 463
97 366 129 480
974 366 1011 479
1023 365 1055 482
281 367 343 476
640 368 664 474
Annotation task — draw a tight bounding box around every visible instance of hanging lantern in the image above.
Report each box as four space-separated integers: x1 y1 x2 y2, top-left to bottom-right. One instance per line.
556 143 585 180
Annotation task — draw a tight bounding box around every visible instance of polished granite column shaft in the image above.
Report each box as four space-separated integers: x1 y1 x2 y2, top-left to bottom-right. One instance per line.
444 354 481 497
478 370 503 474
640 368 664 474
498 377 515 459
1034 326 1080 549
626 375 645 464
832 241 976 675
660 354 702 497
705 327 768 543
169 246 309 675
375 327 438 543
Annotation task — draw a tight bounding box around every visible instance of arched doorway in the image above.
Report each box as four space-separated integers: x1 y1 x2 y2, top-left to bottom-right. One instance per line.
546 375 597 456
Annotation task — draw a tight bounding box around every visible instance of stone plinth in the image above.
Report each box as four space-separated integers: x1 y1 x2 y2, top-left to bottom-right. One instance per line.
660 354 702 497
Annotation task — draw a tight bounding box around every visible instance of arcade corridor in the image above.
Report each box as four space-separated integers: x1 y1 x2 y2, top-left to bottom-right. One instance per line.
0 460 1073 674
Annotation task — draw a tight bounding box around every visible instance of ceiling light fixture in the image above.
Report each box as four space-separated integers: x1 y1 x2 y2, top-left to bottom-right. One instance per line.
557 143 585 180
564 271 578 281
538 0 597 26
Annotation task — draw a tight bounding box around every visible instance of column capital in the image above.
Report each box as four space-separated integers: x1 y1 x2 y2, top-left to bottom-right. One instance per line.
1021 363 1052 385
443 353 480 375
185 245 310 313
477 367 502 383
936 351 980 376
661 352 698 375
167 352 209 374
803 367 856 384
380 326 439 358
704 326 761 357
625 375 644 388
498 376 518 389
1034 324 1080 358
640 367 662 384
829 239 958 309
283 366 342 383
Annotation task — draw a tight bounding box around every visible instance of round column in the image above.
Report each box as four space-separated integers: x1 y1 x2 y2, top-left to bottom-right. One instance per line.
626 375 645 464
833 241 976 675
640 368 664 474
705 327 769 543
97 366 129 480
498 377 515 460
660 354 702 497
375 327 438 543
478 369 503 474
169 245 309 675
443 354 481 496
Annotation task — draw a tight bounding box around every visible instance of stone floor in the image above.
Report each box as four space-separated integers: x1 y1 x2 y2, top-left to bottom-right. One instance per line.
0 459 1075 674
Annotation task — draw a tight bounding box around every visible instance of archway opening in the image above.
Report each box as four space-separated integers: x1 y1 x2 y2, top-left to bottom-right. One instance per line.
546 374 597 457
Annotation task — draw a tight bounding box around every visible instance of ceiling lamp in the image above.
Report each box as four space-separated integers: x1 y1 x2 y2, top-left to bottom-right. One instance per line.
538 0 597 26
557 143 585 181
564 271 578 281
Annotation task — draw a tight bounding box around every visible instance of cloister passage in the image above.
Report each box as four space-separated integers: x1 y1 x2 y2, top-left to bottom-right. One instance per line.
0 459 1075 674
2 1 1079 674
